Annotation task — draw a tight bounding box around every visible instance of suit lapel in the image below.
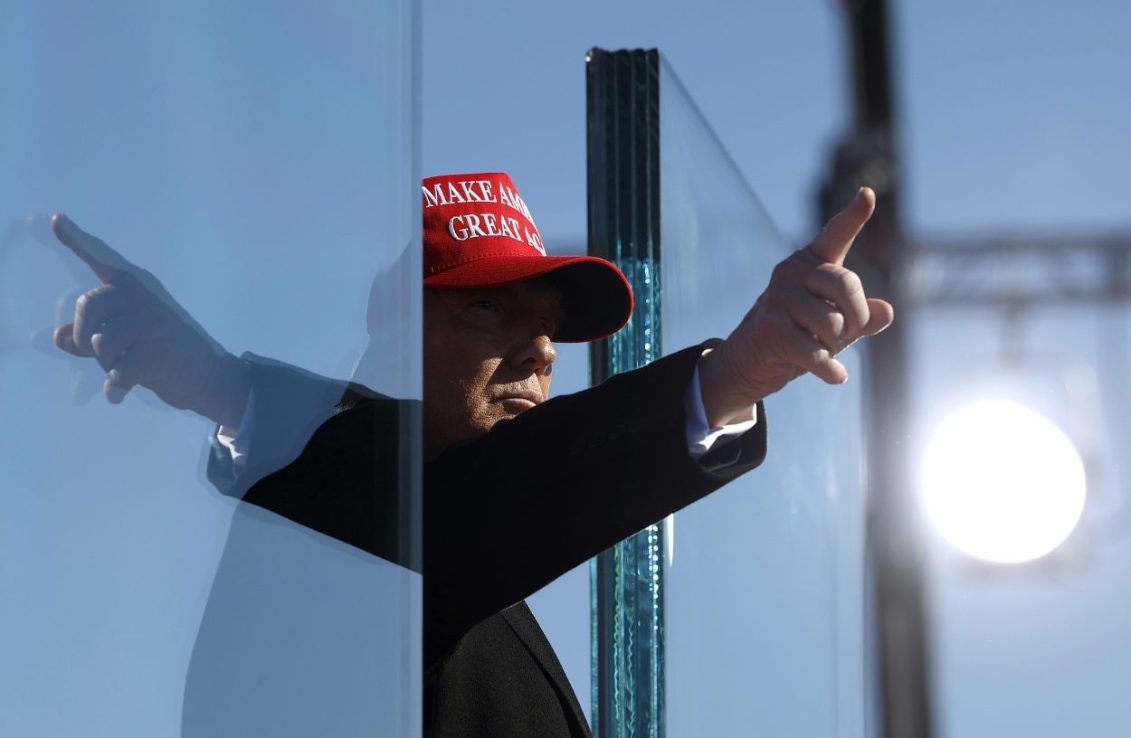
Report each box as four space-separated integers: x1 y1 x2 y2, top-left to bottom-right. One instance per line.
500 602 591 735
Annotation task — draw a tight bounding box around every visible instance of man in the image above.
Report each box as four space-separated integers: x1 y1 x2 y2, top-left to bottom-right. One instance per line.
49 172 892 736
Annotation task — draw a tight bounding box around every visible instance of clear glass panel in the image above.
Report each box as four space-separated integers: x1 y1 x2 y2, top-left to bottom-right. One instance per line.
0 3 420 736
585 49 665 738
659 58 867 737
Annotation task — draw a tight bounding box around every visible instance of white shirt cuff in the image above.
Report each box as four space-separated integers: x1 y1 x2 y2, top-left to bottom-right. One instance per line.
215 389 256 469
684 363 757 460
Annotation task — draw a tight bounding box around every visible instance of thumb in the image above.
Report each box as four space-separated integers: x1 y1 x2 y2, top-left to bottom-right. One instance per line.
808 187 876 265
51 213 134 284
53 323 94 358
861 298 894 337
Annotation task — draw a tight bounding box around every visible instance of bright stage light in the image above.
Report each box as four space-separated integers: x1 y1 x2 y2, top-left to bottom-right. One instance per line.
921 399 1086 564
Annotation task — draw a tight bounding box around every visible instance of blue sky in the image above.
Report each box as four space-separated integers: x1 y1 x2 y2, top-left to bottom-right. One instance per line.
424 0 1131 241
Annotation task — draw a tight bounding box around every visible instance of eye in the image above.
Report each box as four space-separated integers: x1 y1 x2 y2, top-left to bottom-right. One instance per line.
541 316 559 336
470 298 502 313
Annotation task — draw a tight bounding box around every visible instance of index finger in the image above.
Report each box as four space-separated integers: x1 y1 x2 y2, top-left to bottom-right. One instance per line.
807 187 876 266
51 213 135 283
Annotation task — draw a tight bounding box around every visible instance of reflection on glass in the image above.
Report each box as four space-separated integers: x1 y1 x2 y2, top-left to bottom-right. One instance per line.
659 58 867 736
0 3 419 736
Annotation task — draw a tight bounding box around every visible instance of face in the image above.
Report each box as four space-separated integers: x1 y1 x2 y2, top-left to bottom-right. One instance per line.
422 280 563 459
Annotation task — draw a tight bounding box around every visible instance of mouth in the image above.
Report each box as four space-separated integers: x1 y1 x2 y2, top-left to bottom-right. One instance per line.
493 391 542 410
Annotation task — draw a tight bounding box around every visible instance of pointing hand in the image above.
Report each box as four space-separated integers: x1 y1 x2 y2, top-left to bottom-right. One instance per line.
698 187 895 426
49 214 249 427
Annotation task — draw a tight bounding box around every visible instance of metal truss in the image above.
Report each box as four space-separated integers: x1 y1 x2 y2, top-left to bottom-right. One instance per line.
907 234 1131 310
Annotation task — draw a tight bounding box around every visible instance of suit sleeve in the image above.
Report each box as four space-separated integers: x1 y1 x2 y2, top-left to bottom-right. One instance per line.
206 353 352 499
425 341 766 661
205 354 422 572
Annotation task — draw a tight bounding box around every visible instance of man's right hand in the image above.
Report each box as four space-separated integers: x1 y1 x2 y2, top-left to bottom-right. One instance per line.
50 214 250 428
697 187 895 427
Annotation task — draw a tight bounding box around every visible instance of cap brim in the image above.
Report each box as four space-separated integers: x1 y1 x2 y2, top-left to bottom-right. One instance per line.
423 255 633 342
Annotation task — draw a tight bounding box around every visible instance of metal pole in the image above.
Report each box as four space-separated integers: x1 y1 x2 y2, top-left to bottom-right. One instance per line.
819 1 935 736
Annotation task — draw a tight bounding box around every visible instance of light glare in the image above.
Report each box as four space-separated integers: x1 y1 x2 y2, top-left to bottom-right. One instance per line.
922 400 1086 563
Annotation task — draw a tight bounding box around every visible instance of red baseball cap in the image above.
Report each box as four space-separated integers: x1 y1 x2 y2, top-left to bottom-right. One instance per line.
422 172 633 342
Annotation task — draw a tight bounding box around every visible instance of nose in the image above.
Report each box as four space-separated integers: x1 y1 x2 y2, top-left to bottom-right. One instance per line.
509 330 557 377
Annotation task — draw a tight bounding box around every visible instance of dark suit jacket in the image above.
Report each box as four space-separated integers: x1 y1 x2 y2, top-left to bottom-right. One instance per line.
208 342 767 737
